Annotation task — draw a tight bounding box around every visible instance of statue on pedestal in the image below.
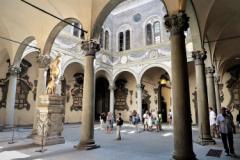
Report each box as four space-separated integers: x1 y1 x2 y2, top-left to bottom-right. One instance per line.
46 55 61 95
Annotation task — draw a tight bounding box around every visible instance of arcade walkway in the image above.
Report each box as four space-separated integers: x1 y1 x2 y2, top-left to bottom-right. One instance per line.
0 124 239 160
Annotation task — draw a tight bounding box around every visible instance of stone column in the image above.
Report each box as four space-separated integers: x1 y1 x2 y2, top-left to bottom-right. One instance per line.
206 66 217 113
164 12 196 160
214 75 221 114
5 65 21 128
31 55 51 136
136 84 142 119
192 51 215 145
77 40 100 150
109 85 115 114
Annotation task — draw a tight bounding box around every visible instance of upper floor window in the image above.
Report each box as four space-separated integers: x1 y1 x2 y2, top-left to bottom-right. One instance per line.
145 21 161 45
100 29 104 48
125 30 130 50
119 32 124 51
146 24 153 45
105 31 109 50
72 22 82 38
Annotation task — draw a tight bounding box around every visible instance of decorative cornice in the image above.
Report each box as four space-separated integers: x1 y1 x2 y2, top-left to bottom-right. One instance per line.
81 40 100 57
192 50 207 65
164 11 189 35
8 65 21 76
37 54 51 68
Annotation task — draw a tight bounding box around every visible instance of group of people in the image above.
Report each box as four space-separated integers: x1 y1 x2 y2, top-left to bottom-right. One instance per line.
99 112 123 140
142 110 162 132
209 107 238 157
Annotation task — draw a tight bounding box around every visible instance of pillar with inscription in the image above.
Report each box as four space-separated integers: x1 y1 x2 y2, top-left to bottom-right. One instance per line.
31 55 51 136
76 40 100 150
34 55 65 145
164 12 196 160
136 84 142 119
5 65 21 128
192 51 215 145
214 75 221 114
109 85 115 114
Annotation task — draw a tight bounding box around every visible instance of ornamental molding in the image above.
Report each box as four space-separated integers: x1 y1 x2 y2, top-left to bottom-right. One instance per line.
8 65 21 76
192 50 207 65
37 54 51 68
81 40 100 56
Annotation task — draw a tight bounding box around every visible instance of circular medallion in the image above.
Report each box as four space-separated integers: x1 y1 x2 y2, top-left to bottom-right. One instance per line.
121 56 128 64
133 13 141 22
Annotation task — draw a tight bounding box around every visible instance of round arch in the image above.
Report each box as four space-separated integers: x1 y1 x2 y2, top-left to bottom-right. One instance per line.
139 63 171 82
43 18 81 55
95 68 112 86
61 58 84 76
113 69 138 84
13 36 36 66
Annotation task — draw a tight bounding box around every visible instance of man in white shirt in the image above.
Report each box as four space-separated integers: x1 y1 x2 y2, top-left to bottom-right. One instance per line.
216 107 235 156
209 107 217 138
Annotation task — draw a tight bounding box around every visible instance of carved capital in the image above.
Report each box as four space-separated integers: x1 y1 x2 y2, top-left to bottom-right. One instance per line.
192 50 207 65
206 66 215 76
164 11 189 35
37 54 51 68
8 65 21 76
81 40 100 56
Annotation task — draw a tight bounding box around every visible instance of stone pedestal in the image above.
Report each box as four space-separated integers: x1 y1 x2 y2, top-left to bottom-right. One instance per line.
33 95 65 145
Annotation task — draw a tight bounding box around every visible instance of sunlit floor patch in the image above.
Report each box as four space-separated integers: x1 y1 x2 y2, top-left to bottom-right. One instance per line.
128 131 136 134
120 130 127 133
162 133 173 137
0 146 3 149
0 151 30 160
94 127 100 130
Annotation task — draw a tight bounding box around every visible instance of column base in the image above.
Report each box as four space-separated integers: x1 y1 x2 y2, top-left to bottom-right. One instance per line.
194 137 216 146
34 135 65 146
75 139 100 150
172 152 197 160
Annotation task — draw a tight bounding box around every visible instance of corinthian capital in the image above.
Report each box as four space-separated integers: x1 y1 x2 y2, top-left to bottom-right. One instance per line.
37 54 51 68
81 40 100 56
8 65 21 76
192 50 207 65
206 66 215 75
164 11 189 35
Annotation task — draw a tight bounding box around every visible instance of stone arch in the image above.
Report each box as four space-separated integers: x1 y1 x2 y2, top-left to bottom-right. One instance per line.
13 36 36 66
95 68 112 86
91 0 169 40
139 63 171 82
61 58 84 76
43 18 82 55
113 69 138 84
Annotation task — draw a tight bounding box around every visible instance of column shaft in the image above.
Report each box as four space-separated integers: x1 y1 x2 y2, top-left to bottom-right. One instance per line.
136 84 142 119
206 67 217 113
5 75 18 128
109 86 115 114
165 12 196 160
192 51 215 145
214 76 221 114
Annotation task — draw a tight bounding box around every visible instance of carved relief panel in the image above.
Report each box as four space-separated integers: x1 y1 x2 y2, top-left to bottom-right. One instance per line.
114 79 128 111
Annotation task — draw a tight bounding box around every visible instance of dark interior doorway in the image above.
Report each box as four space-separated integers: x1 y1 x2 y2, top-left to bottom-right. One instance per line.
95 77 110 121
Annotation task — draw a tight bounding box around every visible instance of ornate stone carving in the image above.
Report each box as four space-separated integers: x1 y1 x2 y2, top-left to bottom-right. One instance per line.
192 50 207 65
206 66 215 78
46 55 61 95
8 65 21 76
81 40 100 56
37 54 51 68
71 73 84 111
114 79 128 111
164 11 189 35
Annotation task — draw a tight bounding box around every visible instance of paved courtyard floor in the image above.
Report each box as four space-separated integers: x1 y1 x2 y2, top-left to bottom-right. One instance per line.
0 124 239 160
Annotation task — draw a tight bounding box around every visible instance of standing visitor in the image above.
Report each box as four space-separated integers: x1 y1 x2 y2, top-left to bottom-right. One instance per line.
216 107 236 156
209 107 218 138
116 113 123 140
143 111 149 131
106 112 114 134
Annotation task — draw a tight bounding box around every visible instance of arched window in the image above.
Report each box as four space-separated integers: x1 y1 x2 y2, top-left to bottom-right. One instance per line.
146 24 153 45
119 32 124 51
125 30 130 50
104 31 109 50
154 21 161 43
99 29 104 48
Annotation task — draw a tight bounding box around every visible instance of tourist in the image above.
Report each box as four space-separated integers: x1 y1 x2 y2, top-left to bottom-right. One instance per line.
216 107 236 156
147 112 153 131
168 109 173 127
100 112 106 130
209 107 218 138
133 113 141 133
116 113 123 140
143 110 149 131
106 112 114 134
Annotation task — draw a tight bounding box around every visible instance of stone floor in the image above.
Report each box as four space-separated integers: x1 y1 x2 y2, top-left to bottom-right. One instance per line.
0 124 239 160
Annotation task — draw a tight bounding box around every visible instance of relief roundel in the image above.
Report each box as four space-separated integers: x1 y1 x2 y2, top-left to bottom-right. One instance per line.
102 55 107 63
121 56 128 64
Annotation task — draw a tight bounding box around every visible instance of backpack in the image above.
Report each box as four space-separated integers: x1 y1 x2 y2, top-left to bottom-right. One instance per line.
118 118 123 126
